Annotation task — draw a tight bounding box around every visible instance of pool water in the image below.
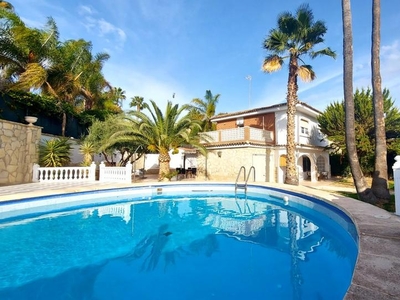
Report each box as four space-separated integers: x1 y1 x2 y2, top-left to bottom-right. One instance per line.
0 186 358 300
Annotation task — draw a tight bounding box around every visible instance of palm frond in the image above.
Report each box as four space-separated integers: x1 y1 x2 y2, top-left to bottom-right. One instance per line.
10 62 47 90
297 65 316 82
263 29 289 52
310 47 336 59
262 55 284 73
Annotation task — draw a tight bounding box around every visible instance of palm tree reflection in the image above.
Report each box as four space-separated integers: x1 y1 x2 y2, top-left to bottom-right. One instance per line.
127 224 172 271
126 224 219 272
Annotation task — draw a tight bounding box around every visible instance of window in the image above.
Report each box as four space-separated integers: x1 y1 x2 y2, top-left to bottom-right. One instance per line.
300 119 309 135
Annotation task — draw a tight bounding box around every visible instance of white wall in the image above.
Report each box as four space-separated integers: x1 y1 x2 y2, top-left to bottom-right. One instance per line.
144 149 197 171
296 112 329 147
275 111 287 145
41 134 83 166
274 109 329 147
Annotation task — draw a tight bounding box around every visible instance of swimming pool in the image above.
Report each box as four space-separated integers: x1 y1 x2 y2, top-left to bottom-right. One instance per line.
0 183 358 299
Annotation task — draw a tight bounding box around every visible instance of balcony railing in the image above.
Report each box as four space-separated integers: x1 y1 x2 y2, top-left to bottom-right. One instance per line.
201 126 274 145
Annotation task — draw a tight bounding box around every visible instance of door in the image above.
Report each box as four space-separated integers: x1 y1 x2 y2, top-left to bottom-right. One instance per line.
252 154 266 182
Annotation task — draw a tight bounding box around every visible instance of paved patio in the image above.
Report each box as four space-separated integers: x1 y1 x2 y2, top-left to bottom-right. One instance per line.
0 179 399 299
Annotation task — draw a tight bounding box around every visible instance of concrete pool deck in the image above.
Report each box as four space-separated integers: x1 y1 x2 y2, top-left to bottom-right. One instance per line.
0 179 399 299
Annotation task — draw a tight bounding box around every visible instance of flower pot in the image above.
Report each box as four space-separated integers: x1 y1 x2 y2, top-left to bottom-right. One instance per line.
25 116 38 125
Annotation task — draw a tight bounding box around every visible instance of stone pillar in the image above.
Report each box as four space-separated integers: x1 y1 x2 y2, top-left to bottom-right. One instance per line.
0 119 41 184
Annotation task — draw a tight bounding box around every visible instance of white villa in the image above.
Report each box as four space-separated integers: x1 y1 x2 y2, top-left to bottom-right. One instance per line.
193 101 330 183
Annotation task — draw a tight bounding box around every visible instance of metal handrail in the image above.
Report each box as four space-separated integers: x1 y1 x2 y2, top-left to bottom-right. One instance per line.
235 166 256 194
246 166 255 184
235 166 246 184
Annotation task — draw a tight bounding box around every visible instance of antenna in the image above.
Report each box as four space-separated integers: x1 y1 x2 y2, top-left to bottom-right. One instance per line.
245 75 252 108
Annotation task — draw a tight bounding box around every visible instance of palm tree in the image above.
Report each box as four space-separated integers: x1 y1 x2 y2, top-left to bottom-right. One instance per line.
262 4 336 185
112 100 207 179
190 90 220 132
130 96 147 112
43 39 112 135
42 39 92 136
341 0 376 203
111 87 126 108
77 50 111 111
0 10 59 91
371 0 390 200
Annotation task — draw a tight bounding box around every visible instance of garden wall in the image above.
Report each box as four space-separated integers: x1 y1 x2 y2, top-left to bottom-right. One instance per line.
0 119 41 185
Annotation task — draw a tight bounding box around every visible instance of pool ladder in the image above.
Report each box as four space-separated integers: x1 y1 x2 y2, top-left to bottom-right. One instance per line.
235 166 255 194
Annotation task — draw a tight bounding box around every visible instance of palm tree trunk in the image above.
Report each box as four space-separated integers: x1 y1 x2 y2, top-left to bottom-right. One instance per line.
285 55 299 185
371 0 390 200
342 0 377 203
61 112 66 137
158 151 171 180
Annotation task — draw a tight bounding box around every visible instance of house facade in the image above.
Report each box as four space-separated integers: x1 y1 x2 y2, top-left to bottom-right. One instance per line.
196 102 330 183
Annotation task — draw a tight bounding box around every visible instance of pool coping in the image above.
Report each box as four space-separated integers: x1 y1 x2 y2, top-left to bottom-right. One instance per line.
0 180 399 299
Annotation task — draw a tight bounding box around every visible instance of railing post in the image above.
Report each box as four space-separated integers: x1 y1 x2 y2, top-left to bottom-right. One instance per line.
99 161 105 182
32 163 39 182
125 162 132 183
89 162 96 181
244 126 250 142
392 155 400 216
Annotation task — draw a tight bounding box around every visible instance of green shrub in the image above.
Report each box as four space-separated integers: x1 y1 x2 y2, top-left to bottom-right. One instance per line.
39 138 72 167
79 141 96 166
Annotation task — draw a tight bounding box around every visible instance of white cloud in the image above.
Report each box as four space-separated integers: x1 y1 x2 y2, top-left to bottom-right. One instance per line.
78 5 126 46
381 40 400 100
97 19 126 42
78 5 94 16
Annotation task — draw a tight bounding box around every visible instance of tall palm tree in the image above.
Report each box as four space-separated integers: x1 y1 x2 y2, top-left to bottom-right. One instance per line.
43 39 111 135
77 49 111 111
0 8 114 135
371 0 390 200
190 90 220 132
42 39 92 135
112 100 207 179
0 10 59 91
129 96 147 112
262 4 336 185
111 87 126 108
341 0 376 203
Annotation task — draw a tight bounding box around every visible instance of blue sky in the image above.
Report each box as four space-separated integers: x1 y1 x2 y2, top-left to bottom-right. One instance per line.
10 0 400 113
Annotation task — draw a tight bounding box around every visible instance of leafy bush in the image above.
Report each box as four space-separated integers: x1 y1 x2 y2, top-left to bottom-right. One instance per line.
160 170 178 181
39 138 72 167
79 141 96 166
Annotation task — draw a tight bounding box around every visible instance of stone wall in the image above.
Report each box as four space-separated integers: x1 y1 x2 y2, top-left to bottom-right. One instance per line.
0 119 41 185
197 147 268 181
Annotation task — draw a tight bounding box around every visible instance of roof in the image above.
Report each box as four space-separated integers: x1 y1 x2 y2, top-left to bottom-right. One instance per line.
211 101 322 121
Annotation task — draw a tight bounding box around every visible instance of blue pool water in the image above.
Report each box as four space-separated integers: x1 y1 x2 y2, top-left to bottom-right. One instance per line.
0 184 358 300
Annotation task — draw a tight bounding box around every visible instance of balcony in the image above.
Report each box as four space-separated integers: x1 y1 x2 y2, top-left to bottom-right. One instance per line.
201 126 274 146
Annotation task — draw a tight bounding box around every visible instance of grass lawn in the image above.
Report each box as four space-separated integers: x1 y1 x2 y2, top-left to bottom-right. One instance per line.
331 176 395 212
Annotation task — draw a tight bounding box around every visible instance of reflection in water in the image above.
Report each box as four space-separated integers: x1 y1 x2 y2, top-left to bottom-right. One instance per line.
289 211 302 300
189 234 218 257
126 221 219 272
127 224 172 271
